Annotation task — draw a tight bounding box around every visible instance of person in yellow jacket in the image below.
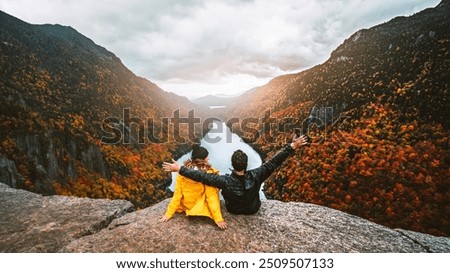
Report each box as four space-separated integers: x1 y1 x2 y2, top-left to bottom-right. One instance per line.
159 144 227 229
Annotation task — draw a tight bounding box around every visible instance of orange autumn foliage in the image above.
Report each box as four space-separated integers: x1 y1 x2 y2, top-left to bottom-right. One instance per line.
53 143 174 208
263 103 450 237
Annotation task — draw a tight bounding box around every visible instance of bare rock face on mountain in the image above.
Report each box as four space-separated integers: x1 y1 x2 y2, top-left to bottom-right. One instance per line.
0 183 133 252
1 184 449 253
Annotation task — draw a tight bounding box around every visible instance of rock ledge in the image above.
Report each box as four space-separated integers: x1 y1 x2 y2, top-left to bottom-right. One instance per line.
1 183 449 253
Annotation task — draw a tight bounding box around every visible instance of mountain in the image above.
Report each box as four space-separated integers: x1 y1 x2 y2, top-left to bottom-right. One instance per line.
0 11 208 208
228 2 449 126
193 94 237 107
223 1 450 236
192 87 259 107
1 183 449 253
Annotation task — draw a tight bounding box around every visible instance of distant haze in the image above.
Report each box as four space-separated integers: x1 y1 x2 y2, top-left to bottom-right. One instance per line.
0 0 440 99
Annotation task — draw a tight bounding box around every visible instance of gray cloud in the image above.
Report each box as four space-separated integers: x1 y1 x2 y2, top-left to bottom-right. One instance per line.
0 0 441 97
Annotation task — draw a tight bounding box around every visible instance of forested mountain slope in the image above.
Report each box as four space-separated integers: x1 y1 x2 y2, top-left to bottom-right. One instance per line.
225 1 450 236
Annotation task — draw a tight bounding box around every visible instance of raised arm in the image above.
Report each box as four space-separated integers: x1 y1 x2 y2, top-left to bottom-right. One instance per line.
253 135 308 182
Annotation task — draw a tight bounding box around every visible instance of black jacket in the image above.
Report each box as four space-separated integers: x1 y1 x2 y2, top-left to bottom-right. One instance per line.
179 144 295 215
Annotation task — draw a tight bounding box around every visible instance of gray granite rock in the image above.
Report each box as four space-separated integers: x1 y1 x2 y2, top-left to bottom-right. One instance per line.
2 183 448 253
62 198 450 253
395 229 450 253
0 183 134 252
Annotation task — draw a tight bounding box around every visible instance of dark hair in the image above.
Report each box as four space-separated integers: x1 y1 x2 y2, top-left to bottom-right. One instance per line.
191 144 209 160
231 149 248 172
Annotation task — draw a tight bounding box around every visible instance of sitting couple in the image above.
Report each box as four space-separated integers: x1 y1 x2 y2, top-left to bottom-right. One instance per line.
160 135 309 229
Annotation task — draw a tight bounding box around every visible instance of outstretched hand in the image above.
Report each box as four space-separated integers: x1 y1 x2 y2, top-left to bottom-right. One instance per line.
217 221 228 230
290 134 309 150
162 159 181 172
159 215 170 223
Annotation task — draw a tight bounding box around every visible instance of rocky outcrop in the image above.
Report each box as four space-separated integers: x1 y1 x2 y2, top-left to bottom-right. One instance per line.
1 183 449 253
0 156 19 188
0 183 133 252
62 199 450 253
0 133 107 194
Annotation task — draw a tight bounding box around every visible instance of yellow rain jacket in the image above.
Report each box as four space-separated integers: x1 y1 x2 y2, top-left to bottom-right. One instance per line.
164 167 224 223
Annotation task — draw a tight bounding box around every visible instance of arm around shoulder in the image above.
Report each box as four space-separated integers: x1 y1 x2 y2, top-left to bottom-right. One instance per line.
180 167 228 189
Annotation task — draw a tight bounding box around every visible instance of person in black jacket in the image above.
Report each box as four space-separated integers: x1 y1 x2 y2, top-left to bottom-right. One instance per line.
162 135 308 215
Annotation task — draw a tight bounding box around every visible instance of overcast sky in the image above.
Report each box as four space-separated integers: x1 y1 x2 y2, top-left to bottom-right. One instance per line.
0 0 441 99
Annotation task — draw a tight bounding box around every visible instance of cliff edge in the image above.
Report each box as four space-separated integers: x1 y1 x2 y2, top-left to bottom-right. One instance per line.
1 183 449 253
